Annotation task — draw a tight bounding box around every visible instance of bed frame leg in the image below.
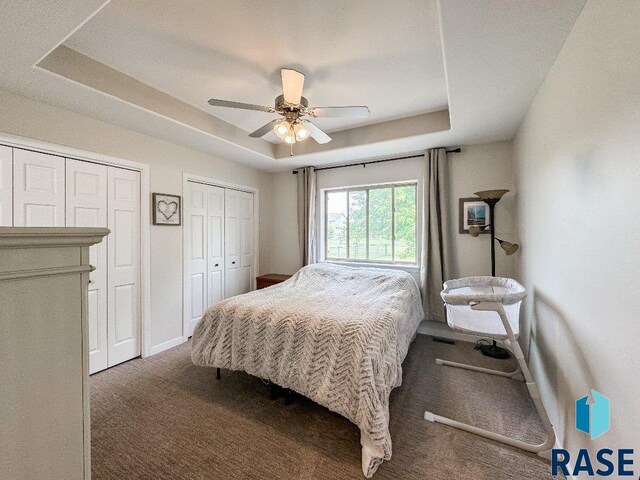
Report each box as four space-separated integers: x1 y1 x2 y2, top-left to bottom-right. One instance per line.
270 384 280 400
284 389 295 406
216 368 221 380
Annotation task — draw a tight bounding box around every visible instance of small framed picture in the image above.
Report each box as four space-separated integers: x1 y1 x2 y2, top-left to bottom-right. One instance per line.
459 197 490 234
153 193 181 226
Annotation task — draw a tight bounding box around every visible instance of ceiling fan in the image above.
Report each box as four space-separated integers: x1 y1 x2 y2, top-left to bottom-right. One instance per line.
208 68 370 151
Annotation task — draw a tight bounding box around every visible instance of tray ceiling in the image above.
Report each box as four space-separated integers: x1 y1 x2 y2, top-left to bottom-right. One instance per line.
64 0 448 139
0 0 587 171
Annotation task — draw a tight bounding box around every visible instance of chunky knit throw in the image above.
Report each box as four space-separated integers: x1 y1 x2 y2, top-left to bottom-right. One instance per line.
192 263 423 477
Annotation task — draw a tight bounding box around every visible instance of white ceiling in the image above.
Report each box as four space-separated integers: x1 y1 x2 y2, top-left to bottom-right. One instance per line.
0 0 587 172
64 0 448 138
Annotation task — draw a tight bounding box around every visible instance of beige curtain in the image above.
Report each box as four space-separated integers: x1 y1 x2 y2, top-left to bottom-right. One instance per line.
420 148 452 322
297 166 317 266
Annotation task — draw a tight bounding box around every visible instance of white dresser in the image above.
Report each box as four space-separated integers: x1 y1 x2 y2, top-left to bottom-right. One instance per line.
0 227 109 480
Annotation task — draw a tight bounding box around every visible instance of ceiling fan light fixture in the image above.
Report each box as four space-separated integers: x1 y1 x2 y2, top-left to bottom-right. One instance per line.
274 120 289 139
294 122 310 141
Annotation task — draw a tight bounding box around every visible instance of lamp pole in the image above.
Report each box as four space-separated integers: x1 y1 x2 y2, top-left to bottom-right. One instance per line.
486 199 498 277
473 190 510 360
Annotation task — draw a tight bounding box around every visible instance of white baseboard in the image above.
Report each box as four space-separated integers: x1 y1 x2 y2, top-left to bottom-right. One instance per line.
148 336 185 356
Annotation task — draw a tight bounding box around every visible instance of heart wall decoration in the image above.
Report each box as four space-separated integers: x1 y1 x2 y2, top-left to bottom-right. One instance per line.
152 193 181 225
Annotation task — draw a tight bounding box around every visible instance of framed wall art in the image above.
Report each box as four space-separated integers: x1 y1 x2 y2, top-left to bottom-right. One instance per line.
459 197 490 234
152 193 181 226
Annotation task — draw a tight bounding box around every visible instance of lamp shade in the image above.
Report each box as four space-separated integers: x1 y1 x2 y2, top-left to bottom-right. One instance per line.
293 122 309 141
273 120 289 139
474 189 510 202
468 226 482 237
468 224 490 237
498 239 519 255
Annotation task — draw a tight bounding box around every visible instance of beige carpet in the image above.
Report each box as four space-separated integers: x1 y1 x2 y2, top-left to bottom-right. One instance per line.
90 335 558 479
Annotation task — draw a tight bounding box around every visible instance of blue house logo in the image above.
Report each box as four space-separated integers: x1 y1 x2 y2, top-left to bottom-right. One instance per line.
576 390 610 439
552 391 633 477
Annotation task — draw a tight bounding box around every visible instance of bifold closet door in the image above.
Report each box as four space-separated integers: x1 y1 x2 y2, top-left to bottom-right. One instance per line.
184 182 225 337
224 189 241 297
13 149 65 226
66 159 109 374
207 186 225 312
184 182 208 337
239 191 254 293
0 146 12 226
225 189 254 296
107 167 141 367
185 183 253 336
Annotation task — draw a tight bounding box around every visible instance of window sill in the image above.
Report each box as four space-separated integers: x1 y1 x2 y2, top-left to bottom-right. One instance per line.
322 260 420 273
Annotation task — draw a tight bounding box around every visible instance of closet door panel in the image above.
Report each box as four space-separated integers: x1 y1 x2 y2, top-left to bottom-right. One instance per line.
209 270 223 306
107 167 140 367
184 182 208 337
66 159 108 374
224 190 241 297
0 146 12 226
239 191 254 294
207 186 225 308
241 266 251 294
225 266 238 298
13 149 65 226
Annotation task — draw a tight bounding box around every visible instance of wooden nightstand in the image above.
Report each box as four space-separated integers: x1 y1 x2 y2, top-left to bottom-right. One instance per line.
256 273 292 289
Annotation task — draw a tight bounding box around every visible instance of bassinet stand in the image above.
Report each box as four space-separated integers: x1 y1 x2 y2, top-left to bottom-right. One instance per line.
424 299 556 458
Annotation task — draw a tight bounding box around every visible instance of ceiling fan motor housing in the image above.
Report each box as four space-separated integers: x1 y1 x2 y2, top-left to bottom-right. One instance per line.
275 94 308 112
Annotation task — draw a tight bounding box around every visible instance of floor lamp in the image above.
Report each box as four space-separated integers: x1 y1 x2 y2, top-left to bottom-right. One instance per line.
468 189 520 359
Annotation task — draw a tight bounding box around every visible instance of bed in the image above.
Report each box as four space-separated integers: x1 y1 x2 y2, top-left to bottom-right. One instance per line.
191 262 424 477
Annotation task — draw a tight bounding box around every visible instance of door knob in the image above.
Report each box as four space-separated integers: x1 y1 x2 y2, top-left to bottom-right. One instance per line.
215 263 219 267
232 261 236 264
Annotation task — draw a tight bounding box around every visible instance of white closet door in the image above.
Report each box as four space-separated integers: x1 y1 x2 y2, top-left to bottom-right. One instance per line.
0 146 12 226
224 189 241 298
13 149 65 226
207 186 225 308
107 167 140 367
66 159 108 374
184 182 208 337
239 191 254 294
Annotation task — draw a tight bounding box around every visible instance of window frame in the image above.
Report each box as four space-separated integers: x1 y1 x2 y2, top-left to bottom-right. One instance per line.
323 181 419 266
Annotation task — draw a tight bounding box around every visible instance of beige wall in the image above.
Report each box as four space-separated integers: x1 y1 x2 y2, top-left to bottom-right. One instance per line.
514 0 640 455
0 86 519 355
448 141 516 279
0 88 274 352
271 169 302 275
270 141 516 282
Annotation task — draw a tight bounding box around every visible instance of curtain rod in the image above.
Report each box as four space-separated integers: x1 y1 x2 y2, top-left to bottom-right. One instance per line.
291 148 461 174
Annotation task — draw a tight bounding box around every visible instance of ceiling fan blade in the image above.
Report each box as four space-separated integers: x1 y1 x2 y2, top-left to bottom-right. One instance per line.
208 98 274 112
249 119 280 138
281 68 305 105
304 121 332 144
309 106 370 118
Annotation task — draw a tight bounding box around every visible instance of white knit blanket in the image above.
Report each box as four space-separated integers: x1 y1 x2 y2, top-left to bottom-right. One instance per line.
191 263 424 477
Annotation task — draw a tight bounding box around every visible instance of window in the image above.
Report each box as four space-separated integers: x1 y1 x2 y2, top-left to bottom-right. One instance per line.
325 183 418 265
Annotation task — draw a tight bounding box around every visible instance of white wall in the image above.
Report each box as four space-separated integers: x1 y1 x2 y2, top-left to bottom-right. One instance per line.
270 141 516 282
0 88 274 353
513 0 640 457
